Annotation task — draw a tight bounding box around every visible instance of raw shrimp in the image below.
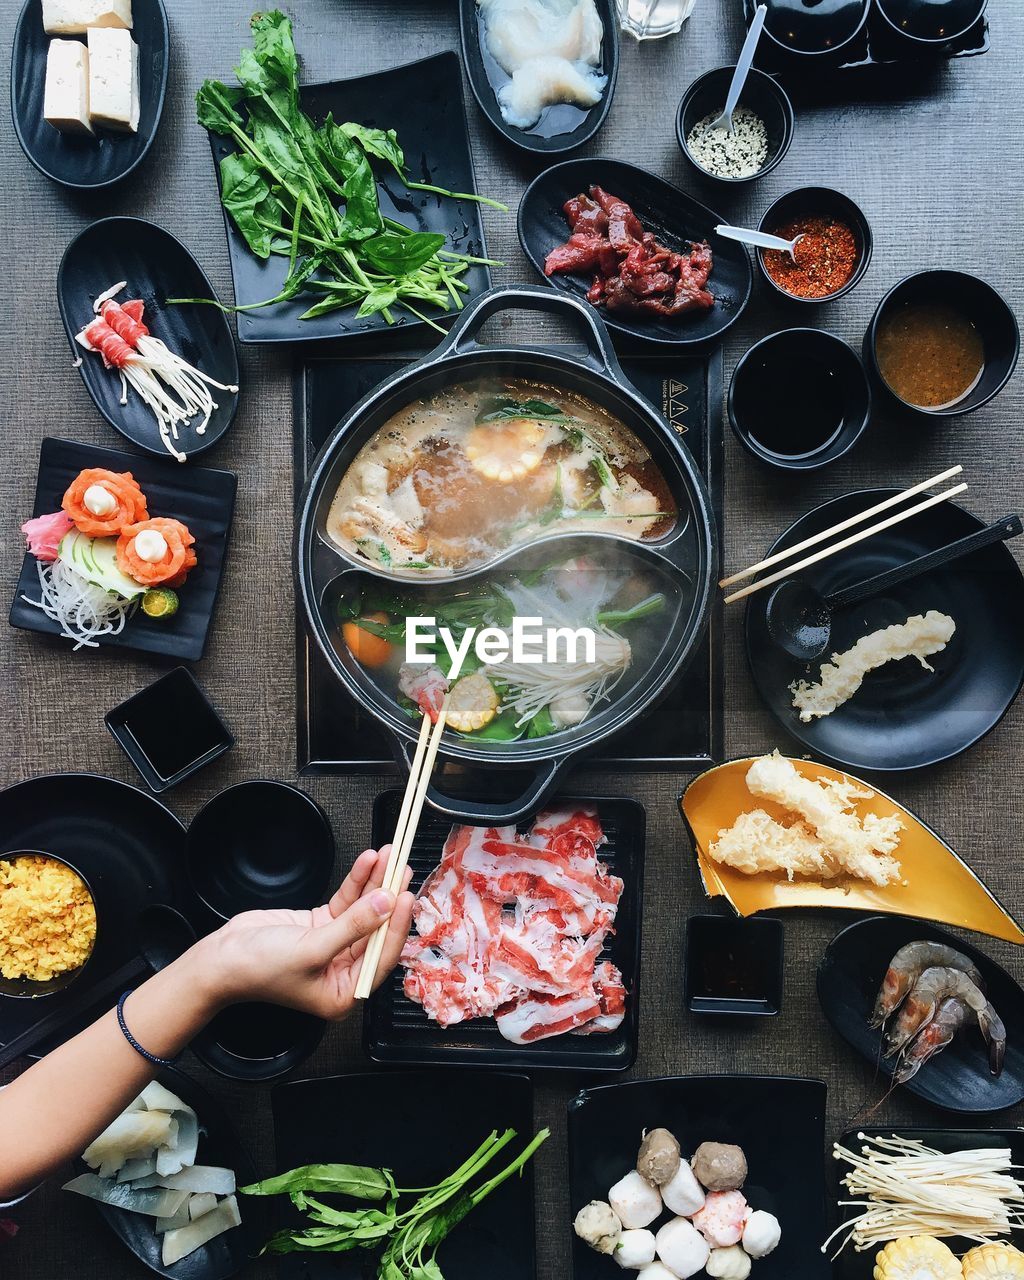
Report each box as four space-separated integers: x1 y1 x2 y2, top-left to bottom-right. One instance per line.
895 997 967 1084
398 663 449 723
870 941 984 1027
888 966 1006 1076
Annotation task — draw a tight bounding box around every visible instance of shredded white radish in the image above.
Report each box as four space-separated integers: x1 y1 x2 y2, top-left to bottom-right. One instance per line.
23 558 137 651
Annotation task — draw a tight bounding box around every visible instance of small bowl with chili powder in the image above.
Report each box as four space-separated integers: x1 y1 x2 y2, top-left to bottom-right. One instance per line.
756 186 872 305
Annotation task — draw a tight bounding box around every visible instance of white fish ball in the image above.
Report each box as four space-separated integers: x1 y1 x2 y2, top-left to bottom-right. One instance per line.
614 1229 657 1269
742 1209 781 1258
609 1170 663 1229
655 1217 711 1279
661 1161 706 1217
637 1266 679 1280
706 1245 752 1279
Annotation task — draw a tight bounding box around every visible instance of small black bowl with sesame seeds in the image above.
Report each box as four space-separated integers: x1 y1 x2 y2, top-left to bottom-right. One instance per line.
676 66 795 188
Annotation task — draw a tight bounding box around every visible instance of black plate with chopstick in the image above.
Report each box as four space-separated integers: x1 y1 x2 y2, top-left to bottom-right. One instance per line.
459 0 619 154
11 0 169 189
57 218 240 461
518 158 753 348
270 1070 537 1280
569 1075 830 1279
745 490 1024 770
818 917 1024 1115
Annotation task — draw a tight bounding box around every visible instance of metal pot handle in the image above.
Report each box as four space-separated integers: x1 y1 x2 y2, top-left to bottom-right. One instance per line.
433 285 625 379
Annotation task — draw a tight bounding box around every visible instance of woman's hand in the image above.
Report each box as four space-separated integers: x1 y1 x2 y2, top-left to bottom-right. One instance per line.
195 847 415 1021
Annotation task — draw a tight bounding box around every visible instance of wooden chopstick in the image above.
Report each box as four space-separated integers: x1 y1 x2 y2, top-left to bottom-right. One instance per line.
355 699 450 1000
723 482 968 605
719 465 964 588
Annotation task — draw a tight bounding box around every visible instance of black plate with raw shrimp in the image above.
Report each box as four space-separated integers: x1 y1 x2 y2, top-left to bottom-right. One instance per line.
817 916 1024 1114
9 437 236 660
57 218 240 461
459 0 619 155
518 158 753 349
568 1075 829 1279
11 0 169 189
80 1066 261 1280
270 1071 537 1280
745 491 1024 771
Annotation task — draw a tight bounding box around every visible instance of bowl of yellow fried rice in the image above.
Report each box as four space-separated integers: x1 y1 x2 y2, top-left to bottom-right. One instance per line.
0 852 97 998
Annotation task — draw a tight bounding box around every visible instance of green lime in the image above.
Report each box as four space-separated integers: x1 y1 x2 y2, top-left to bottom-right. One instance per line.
141 588 179 620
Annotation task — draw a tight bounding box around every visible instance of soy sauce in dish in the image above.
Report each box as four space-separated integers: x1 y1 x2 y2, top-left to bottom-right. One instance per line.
120 683 226 780
875 302 985 410
766 0 867 51
735 353 845 459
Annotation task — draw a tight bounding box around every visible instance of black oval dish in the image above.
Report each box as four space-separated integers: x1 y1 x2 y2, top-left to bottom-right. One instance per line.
864 269 1019 420
761 0 870 60
191 1002 325 1084
756 186 873 304
0 850 98 999
57 218 240 461
745 490 1024 771
818 916 1024 1114
876 0 988 46
519 159 753 348
676 66 795 187
568 1075 829 1280
460 0 619 154
11 0 169 190
80 1067 261 1279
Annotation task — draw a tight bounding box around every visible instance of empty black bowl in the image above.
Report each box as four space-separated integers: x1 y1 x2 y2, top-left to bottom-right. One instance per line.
756 186 873 304
0 851 97 998
676 66 794 186
186 780 334 921
760 0 871 58
864 269 1020 420
729 328 872 471
685 915 784 1016
875 0 987 45
191 1001 325 1082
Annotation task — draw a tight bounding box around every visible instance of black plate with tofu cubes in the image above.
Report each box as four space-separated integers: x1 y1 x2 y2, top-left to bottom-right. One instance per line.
11 0 169 189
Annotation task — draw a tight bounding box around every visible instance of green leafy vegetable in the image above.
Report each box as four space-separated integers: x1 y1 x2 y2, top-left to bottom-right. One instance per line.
241 1163 394 1200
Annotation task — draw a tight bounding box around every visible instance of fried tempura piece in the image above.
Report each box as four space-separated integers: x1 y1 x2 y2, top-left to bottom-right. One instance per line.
709 809 844 881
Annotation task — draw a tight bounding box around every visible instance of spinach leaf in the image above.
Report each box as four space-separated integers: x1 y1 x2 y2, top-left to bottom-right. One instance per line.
340 122 406 176
249 9 299 94
462 710 524 742
526 706 557 738
362 232 447 277
241 1162 392 1199
196 80 245 135
478 397 578 424
218 152 277 258
357 286 399 318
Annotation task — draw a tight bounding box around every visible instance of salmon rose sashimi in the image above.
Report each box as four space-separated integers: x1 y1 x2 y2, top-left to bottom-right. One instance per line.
116 517 197 588
62 468 149 538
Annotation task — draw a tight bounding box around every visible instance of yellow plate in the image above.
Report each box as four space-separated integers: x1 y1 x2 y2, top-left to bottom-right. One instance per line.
680 756 1024 945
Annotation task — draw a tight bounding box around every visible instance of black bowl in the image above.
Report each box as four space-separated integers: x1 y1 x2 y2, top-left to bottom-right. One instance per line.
875 0 988 46
685 915 784 1017
756 186 873 304
676 66 794 186
186 780 334 921
864 269 1020 420
191 1002 325 1083
729 328 872 471
760 0 871 59
0 851 97 999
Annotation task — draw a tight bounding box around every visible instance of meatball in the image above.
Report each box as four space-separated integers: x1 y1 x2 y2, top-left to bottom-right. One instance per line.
691 1142 748 1192
637 1129 682 1187
574 1200 622 1255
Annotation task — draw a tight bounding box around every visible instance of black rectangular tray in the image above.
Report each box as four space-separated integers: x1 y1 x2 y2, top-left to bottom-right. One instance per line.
293 346 724 772
363 792 645 1073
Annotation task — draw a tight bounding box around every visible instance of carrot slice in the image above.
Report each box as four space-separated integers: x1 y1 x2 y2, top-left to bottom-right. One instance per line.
62 469 149 537
116 517 196 587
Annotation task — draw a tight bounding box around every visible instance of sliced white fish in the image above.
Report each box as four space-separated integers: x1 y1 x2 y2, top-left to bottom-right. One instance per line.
497 56 607 129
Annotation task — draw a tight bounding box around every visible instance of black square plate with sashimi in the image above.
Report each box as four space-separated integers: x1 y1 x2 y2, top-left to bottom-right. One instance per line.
9 438 236 661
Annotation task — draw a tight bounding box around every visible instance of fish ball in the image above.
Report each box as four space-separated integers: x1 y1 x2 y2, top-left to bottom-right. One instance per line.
691 1191 748 1247
661 1161 705 1217
655 1217 710 1279
706 1245 752 1279
638 1266 678 1280
691 1142 748 1192
609 1170 662 1229
614 1229 657 1269
742 1209 781 1259
637 1128 682 1187
573 1200 622 1254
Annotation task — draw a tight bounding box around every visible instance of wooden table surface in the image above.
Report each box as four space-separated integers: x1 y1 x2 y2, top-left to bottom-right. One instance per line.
2 2 1023 1277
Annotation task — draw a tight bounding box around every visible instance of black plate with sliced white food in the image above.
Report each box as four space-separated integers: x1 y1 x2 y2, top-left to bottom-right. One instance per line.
11 0 169 189
518 158 753 348
58 218 240 462
459 0 619 154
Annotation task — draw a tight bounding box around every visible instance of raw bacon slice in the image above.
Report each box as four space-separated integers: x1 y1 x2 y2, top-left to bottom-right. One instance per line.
495 989 603 1044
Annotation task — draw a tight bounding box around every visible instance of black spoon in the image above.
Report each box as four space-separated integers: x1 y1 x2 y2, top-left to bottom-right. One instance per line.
766 514 1023 663
0 904 195 1071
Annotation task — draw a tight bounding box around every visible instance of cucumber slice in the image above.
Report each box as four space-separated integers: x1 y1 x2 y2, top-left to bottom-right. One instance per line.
91 538 145 600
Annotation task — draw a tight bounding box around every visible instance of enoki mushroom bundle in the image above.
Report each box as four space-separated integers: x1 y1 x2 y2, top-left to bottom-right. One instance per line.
824 1133 1024 1257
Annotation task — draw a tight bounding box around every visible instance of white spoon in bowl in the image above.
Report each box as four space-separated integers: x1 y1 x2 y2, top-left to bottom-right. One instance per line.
706 4 768 134
715 223 805 262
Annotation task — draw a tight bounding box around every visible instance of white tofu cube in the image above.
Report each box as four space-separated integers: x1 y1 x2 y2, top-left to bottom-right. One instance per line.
87 27 139 134
43 39 93 136
42 0 132 35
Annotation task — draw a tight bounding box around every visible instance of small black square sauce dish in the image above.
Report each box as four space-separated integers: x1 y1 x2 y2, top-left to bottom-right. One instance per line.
105 667 234 793
685 915 784 1016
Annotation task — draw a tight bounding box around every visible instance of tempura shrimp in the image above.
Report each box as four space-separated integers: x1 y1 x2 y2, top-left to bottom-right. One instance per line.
870 941 984 1027
894 996 967 1084
888 966 1006 1076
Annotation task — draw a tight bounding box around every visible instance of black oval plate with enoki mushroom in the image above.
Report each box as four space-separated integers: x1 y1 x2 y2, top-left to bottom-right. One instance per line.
58 217 240 463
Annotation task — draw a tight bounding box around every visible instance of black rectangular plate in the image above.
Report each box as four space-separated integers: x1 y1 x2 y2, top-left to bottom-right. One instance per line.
9 437 236 661
270 1070 537 1280
569 1075 830 1280
293 347 724 772
831 1127 1024 1278
364 793 644 1072
207 50 491 346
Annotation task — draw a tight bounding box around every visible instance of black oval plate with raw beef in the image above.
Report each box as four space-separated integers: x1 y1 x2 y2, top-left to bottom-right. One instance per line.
459 0 619 154
9 437 236 661
519 157 753 348
817 916 1024 1114
58 218 240 461
11 0 169 189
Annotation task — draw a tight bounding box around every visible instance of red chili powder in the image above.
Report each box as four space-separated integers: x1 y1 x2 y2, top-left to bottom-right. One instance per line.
762 214 859 299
